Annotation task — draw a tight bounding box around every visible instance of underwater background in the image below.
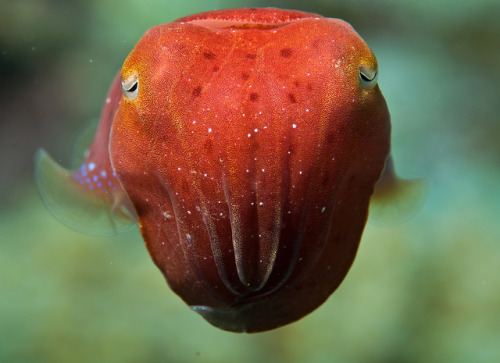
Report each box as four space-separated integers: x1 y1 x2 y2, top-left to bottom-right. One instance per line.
1 0 499 362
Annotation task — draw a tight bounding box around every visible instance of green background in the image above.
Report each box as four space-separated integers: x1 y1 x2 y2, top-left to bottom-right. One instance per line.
1 0 499 362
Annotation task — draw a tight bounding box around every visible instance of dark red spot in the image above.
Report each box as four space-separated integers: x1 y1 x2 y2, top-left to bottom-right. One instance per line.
204 139 213 154
326 132 335 144
288 93 297 103
192 87 202 96
241 72 250 80
203 51 216 60
311 39 321 48
249 93 259 102
307 83 313 91
280 48 293 58
294 81 300 87
347 175 356 187
321 172 330 186
182 180 190 193
246 54 257 60
212 65 220 72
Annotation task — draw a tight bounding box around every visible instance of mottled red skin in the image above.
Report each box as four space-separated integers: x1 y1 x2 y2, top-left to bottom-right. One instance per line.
82 8 390 332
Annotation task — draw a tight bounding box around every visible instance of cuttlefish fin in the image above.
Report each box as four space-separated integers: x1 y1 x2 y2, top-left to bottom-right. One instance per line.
70 117 99 169
35 149 137 236
369 156 428 226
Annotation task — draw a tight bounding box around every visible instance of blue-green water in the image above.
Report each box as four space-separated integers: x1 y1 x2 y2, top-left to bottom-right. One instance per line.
1 1 499 362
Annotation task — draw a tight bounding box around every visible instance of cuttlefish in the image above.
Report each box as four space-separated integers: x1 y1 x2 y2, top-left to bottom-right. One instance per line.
35 8 425 332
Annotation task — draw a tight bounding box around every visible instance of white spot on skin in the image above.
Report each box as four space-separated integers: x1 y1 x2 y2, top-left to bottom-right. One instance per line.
321 206 326 213
208 128 212 133
88 162 95 171
106 97 111 104
292 124 297 128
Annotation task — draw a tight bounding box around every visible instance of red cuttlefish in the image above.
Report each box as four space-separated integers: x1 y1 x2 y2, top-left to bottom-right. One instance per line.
35 8 425 332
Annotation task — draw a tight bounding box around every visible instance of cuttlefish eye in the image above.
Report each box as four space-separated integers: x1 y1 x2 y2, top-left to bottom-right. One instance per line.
359 66 378 89
121 76 139 100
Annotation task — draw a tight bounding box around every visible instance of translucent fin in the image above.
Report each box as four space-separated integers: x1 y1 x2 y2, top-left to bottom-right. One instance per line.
70 118 98 169
34 148 137 236
369 156 428 226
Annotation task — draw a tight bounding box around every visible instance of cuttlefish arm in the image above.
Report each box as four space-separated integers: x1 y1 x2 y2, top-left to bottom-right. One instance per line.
35 72 137 235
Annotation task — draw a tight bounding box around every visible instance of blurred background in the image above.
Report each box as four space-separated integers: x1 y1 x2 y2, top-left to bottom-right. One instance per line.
1 0 499 362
